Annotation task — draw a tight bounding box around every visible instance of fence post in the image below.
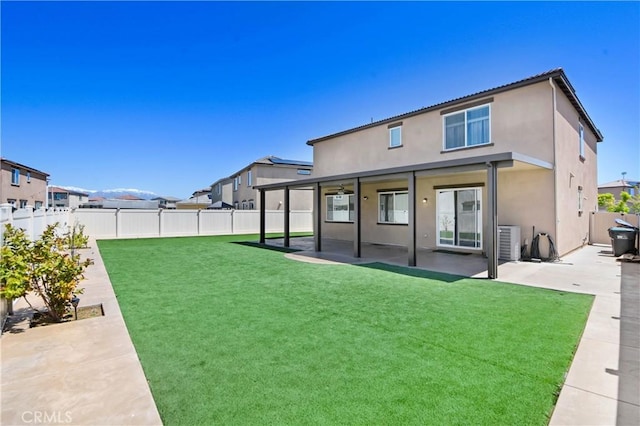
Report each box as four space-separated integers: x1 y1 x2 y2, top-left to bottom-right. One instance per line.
197 209 201 235
116 208 121 238
159 209 163 237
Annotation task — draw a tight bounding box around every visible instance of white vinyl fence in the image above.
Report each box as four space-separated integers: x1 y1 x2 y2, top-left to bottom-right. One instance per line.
1 206 313 243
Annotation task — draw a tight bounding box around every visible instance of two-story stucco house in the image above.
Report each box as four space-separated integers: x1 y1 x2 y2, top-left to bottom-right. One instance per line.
48 186 90 208
256 69 603 278
0 158 49 209
211 156 313 210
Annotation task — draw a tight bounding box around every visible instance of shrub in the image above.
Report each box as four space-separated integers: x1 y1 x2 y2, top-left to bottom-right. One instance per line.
0 223 93 322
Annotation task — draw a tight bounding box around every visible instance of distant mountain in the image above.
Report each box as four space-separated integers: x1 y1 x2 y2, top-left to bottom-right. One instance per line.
58 186 160 200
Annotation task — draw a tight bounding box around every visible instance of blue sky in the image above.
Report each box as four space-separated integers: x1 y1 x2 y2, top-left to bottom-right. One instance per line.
2 1 639 198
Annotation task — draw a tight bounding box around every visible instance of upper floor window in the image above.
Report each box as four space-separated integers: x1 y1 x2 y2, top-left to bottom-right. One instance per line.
378 191 408 224
217 183 221 195
247 170 252 186
11 168 20 185
26 172 31 183
326 194 354 222
389 124 402 148
444 105 490 150
579 124 585 159
297 169 311 175
233 177 239 191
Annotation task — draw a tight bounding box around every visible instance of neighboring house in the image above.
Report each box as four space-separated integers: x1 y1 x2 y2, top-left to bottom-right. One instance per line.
256 68 603 279
48 186 89 208
116 194 144 201
176 188 212 210
598 179 639 199
152 196 181 209
210 177 233 207
0 158 49 209
211 156 313 210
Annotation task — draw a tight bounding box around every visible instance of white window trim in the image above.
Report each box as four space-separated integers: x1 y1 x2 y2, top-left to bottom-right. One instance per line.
442 104 491 151
11 168 20 185
326 194 355 223
389 126 402 148
436 187 483 250
378 190 409 224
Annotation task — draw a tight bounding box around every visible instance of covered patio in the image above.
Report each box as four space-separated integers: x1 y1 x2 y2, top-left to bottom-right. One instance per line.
266 236 499 278
256 151 553 279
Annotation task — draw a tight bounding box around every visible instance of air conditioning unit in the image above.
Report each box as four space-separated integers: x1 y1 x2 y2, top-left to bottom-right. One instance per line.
498 225 521 261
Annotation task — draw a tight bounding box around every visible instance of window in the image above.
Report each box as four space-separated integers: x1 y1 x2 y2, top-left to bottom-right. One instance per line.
297 169 311 175
7 199 16 207
233 201 239 209
238 174 241 185
444 105 490 150
389 125 402 148
54 192 68 200
19 200 28 208
437 187 482 249
326 194 354 222
35 201 43 209
248 201 255 210
26 172 31 183
242 201 247 210
217 183 221 195
247 170 252 186
378 191 408 224
579 124 585 159
233 177 238 191
11 168 20 185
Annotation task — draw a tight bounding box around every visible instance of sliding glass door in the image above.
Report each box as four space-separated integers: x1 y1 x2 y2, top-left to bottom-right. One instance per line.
437 188 482 249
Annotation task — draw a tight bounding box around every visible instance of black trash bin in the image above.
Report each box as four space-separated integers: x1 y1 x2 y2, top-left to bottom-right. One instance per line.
608 226 638 256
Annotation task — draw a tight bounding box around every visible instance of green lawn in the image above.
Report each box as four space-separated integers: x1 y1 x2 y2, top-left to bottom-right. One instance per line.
98 235 593 425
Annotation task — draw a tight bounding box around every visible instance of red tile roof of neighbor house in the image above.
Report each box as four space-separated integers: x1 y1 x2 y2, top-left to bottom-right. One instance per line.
307 68 603 145
116 194 144 200
48 186 90 196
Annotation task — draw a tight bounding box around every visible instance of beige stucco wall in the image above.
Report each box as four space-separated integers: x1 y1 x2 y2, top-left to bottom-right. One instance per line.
0 164 48 208
553 85 599 255
312 81 554 178
320 169 556 254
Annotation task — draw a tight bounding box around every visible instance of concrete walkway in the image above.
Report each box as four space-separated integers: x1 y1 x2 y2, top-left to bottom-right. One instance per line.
1 241 162 425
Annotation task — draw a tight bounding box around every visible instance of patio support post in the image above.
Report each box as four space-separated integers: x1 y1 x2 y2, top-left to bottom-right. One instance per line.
313 182 322 252
487 162 498 279
284 186 290 247
259 189 266 244
408 172 416 267
353 178 361 258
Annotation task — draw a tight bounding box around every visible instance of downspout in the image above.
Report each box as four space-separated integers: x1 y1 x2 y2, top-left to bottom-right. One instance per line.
549 77 559 249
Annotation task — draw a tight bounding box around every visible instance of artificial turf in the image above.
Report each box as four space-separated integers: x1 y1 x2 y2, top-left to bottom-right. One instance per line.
98 235 593 425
